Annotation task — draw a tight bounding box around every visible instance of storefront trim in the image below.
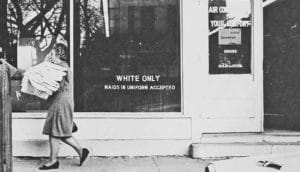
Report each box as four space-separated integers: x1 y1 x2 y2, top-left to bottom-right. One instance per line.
12 112 187 119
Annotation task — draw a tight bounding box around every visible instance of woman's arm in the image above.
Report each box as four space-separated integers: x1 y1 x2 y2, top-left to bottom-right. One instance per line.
0 58 25 77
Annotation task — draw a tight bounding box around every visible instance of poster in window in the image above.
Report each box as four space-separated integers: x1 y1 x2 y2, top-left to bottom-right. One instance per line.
209 0 252 74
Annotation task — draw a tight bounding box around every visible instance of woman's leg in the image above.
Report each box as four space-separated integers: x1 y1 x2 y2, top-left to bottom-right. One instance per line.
44 136 61 166
61 136 82 157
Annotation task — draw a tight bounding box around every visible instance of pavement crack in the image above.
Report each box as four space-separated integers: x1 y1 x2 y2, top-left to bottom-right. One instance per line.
152 157 161 172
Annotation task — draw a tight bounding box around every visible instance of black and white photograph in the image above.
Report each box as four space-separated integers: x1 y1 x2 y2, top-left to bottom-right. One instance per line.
0 0 300 171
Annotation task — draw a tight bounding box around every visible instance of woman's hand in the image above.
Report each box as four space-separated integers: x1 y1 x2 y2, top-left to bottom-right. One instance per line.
0 58 7 64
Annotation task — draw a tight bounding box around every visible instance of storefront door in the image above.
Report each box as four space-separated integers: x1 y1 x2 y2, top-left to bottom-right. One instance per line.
195 0 264 133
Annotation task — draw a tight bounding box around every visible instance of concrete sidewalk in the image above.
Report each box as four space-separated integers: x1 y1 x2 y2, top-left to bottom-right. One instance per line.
13 156 210 172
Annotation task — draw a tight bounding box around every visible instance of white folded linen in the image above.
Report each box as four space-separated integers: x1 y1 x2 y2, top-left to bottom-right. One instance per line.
21 61 67 99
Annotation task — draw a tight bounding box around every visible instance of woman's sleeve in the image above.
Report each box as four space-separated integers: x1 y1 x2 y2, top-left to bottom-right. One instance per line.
2 61 19 77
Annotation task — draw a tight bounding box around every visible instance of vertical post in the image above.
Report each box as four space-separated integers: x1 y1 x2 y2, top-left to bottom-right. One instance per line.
73 0 83 111
0 0 9 56
0 63 13 172
0 63 3 172
102 0 110 37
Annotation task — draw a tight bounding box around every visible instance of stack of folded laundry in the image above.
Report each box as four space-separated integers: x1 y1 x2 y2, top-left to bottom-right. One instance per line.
21 61 67 99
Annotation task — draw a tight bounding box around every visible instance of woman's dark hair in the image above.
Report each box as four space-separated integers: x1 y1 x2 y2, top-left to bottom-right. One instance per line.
54 43 69 64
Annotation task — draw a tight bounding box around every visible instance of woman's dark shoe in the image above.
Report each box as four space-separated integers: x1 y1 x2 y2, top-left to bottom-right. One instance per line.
38 161 59 170
80 148 90 166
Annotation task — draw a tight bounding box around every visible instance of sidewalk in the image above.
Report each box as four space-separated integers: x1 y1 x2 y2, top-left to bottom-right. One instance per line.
13 156 210 172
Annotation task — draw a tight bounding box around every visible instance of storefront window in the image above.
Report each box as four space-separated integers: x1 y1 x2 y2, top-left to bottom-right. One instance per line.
8 0 69 112
209 0 252 74
74 0 181 112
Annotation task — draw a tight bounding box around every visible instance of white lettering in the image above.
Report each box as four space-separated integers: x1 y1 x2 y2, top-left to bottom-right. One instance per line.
218 7 228 13
116 75 139 82
209 6 218 13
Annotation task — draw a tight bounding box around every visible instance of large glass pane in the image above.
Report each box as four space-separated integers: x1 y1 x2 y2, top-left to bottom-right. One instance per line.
74 0 181 112
6 0 70 112
209 0 252 74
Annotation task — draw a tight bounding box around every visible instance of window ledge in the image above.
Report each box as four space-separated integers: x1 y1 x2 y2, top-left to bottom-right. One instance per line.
12 112 189 119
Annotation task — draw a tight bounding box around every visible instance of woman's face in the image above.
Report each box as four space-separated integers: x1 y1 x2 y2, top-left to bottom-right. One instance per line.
46 49 61 64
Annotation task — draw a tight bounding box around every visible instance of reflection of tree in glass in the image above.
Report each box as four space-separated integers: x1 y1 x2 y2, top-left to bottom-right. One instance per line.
79 0 104 46
78 0 109 74
6 0 69 62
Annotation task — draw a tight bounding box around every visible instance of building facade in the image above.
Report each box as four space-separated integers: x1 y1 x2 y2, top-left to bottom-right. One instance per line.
12 0 263 157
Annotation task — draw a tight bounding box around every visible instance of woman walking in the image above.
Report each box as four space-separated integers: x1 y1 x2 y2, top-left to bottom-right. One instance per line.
38 43 89 170
1 43 89 170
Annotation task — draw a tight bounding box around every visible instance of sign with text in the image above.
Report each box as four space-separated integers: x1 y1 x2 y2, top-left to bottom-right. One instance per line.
219 29 241 45
103 74 176 91
209 0 252 74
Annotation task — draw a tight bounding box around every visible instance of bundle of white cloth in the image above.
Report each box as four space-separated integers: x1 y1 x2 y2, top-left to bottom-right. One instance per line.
21 61 67 99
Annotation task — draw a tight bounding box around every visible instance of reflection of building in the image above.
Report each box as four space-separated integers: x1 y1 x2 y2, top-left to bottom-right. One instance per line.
108 0 178 35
